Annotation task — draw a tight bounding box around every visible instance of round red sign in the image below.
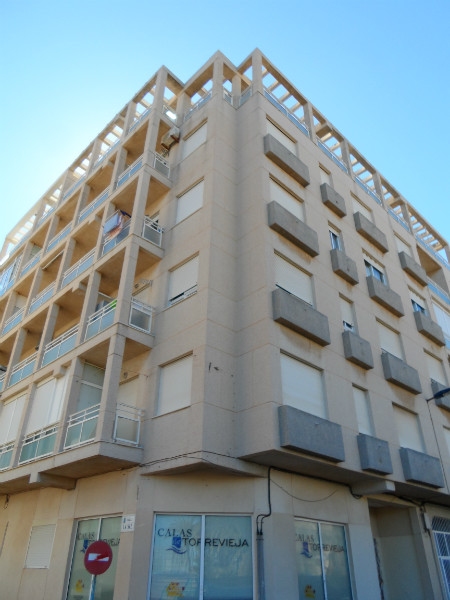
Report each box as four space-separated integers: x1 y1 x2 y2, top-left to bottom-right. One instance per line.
84 540 113 575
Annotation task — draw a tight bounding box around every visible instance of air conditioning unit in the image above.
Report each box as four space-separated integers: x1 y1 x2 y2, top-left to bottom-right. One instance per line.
161 127 180 150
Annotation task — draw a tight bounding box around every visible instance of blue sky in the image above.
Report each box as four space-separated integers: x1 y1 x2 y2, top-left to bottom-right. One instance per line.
1 0 450 251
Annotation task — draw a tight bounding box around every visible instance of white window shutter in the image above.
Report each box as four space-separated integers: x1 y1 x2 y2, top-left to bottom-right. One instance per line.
158 355 193 414
25 524 56 568
169 256 199 303
0 393 25 443
352 387 374 435
426 353 446 385
378 322 403 359
176 181 204 223
393 405 424 452
269 179 304 220
181 123 207 160
266 120 296 154
274 254 313 305
280 354 326 418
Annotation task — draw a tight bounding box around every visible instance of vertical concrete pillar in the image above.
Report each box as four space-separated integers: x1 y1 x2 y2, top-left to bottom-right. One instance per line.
129 169 152 238
77 270 102 343
340 139 353 176
115 242 139 326
96 333 126 442
302 102 316 143
251 49 264 95
212 56 224 97
124 101 138 136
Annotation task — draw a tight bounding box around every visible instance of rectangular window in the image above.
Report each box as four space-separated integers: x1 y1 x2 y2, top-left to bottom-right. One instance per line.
432 516 450 599
0 392 25 446
157 355 193 415
340 296 356 332
295 519 353 600
352 197 372 221
274 253 313 305
319 166 332 186
352 386 374 436
377 321 403 359
432 302 450 342
168 256 199 305
364 255 386 284
329 225 342 251
425 353 447 387
410 290 427 314
394 235 411 256
27 373 68 434
269 178 304 220
280 353 326 418
149 514 253 600
176 180 204 223
267 119 296 154
181 122 207 160
393 405 425 452
25 524 56 568
66 516 121 600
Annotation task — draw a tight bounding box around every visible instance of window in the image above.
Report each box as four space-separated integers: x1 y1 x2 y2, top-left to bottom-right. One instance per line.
66 516 121 600
267 119 296 154
410 290 426 314
394 235 411 256
157 355 193 415
340 296 356 332
181 122 207 160
274 253 313 305
280 353 326 418
352 196 372 221
329 225 342 251
377 321 403 359
352 386 374 436
25 524 56 568
393 405 425 452
425 352 447 387
364 255 386 284
176 180 204 223
65 364 104 448
432 516 450 599
432 302 450 344
295 519 353 600
0 255 21 295
269 178 304 220
149 514 253 600
168 256 199 305
319 166 332 186
0 393 26 469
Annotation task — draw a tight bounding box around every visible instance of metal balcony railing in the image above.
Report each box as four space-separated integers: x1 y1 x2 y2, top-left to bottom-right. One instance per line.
128 107 152 134
129 299 154 333
37 205 56 225
41 325 79 366
94 140 120 168
263 89 309 137
417 237 450 271
101 219 131 255
46 222 72 254
142 216 163 247
78 189 109 224
388 208 411 232
113 403 143 445
0 372 6 392
316 139 349 174
60 249 95 288
64 403 100 449
1 308 24 336
115 156 143 189
19 424 58 464
183 91 212 122
20 250 42 278
63 175 87 200
85 300 116 341
355 177 382 205
8 353 37 387
153 152 170 178
0 441 14 470
28 282 56 315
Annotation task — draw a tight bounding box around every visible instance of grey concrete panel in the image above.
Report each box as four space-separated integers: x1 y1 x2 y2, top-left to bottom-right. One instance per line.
413 311 445 346
353 212 389 253
357 434 393 474
263 134 310 186
272 288 331 346
366 275 405 316
330 249 359 285
342 330 374 369
430 382 450 411
398 251 428 287
267 201 319 256
279 405 345 463
381 351 422 394
320 183 347 217
399 447 445 488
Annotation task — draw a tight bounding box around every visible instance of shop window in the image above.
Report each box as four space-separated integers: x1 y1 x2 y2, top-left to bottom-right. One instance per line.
280 353 326 419
157 355 193 415
176 180 204 223
295 519 353 600
149 514 253 600
66 516 121 600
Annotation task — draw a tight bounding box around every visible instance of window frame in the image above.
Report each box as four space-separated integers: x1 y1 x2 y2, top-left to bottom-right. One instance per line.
168 255 199 305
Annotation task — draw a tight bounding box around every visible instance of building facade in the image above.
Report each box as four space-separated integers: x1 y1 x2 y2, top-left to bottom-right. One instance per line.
1 49 450 599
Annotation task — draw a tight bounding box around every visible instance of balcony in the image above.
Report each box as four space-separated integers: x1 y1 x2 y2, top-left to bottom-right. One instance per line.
1 308 25 336
28 282 56 315
398 251 427 286
413 311 445 346
330 249 359 285
94 140 120 169
46 222 72 254
183 91 212 122
129 299 154 333
60 250 95 289
85 300 116 341
320 183 347 217
128 107 152 134
263 134 310 187
113 404 143 445
115 156 143 189
78 189 109 224
267 201 319 257
366 276 404 317
353 212 388 253
0 441 14 470
8 353 37 387
399 447 444 488
357 434 393 475
0 372 5 392
41 326 78 367
355 177 382 205
316 140 348 174
64 404 100 449
142 216 163 247
20 250 42 278
342 330 374 370
381 351 422 394
19 424 58 464
101 218 131 256
263 89 309 137
153 152 170 178
62 175 86 200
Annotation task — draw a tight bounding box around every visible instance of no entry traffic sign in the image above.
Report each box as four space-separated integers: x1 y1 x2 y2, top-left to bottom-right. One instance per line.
84 540 113 575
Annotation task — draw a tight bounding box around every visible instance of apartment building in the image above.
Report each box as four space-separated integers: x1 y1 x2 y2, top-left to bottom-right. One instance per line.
1 48 450 599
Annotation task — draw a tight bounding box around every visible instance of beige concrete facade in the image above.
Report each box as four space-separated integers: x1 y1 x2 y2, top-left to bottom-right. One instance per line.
1 49 450 599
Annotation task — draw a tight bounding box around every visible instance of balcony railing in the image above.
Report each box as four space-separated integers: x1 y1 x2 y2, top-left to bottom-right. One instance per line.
94 140 120 168
8 353 37 387
239 86 252 106
264 89 309 137
142 216 163 247
183 91 212 122
46 222 72 254
0 441 14 470
355 177 382 205
113 403 143 445
416 236 450 271
41 325 78 366
63 175 87 200
102 218 131 255
0 372 6 392
20 250 42 278
115 156 143 189
317 139 349 174
60 249 95 288
28 282 56 315
128 107 152 134
19 424 58 464
1 308 25 336
427 278 450 305
37 205 56 225
153 152 170 178
223 89 233 105
78 189 109 224
85 300 116 341
129 299 154 333
64 403 100 449
388 208 411 232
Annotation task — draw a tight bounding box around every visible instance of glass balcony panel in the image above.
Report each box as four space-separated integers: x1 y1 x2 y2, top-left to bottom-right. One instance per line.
129 300 153 333
0 442 14 470
114 404 142 445
78 190 109 224
19 425 57 463
64 404 100 448
61 250 95 288
9 354 37 387
85 300 116 341
20 250 42 277
0 373 5 392
46 223 72 253
2 308 25 335
142 217 162 246
28 282 56 314
116 156 143 188
41 326 78 366
102 219 130 255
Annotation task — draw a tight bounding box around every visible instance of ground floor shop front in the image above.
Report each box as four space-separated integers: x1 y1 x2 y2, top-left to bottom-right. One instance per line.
0 468 449 599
